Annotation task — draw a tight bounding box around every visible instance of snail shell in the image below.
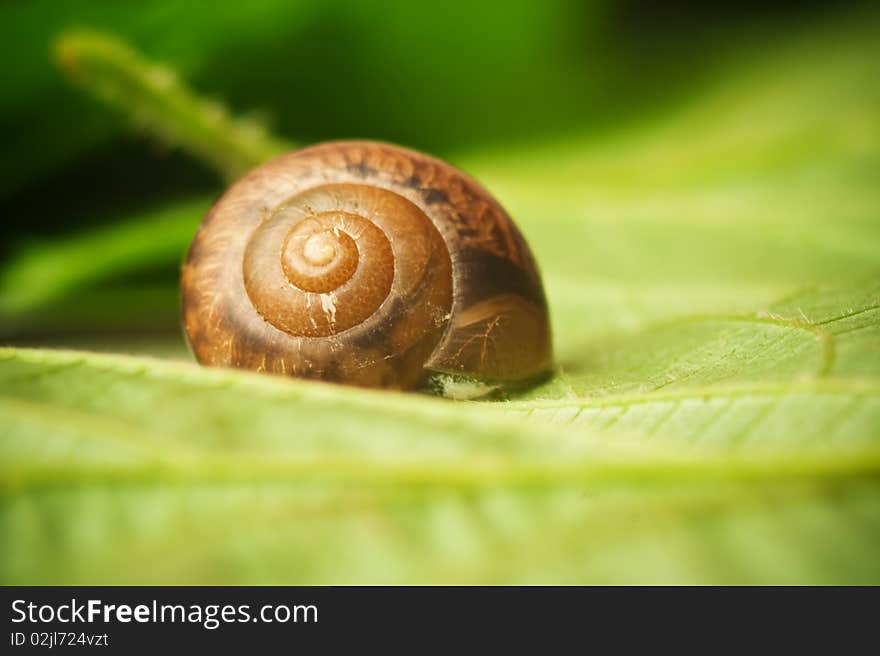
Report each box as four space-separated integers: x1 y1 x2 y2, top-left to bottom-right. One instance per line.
181 140 552 391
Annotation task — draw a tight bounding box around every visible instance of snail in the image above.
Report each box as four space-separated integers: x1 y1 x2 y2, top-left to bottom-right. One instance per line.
181 140 552 395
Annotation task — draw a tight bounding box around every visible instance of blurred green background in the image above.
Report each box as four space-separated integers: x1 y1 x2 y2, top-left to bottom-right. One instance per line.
3 0 875 352
1 1 879 584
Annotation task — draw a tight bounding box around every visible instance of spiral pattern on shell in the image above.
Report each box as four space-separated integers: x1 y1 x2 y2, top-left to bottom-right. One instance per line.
182 140 551 390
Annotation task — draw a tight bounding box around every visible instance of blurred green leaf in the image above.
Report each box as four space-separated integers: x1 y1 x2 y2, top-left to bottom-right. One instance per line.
465 11 880 356
0 198 208 336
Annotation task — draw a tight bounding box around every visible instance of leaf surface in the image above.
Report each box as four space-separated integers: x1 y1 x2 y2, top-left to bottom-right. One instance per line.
1 278 878 584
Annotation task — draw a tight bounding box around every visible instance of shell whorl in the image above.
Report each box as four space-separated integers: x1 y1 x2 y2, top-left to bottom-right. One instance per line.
182 140 551 390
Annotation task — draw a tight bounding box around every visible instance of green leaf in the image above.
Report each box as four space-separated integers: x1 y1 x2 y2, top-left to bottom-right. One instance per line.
526 279 880 397
0 198 208 338
1 276 878 583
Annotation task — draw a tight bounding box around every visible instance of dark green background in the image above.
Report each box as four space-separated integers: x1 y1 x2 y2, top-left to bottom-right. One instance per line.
0 0 847 245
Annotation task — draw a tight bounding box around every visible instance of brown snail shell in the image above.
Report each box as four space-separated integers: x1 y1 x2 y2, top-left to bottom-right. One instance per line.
181 140 552 392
